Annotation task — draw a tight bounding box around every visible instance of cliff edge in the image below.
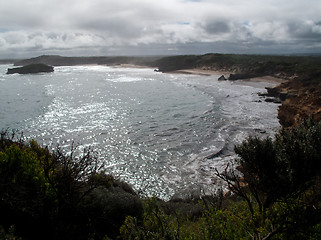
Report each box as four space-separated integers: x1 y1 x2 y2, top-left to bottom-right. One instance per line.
268 79 321 127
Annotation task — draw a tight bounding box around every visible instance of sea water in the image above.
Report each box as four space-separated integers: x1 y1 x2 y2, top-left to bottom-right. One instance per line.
0 64 280 199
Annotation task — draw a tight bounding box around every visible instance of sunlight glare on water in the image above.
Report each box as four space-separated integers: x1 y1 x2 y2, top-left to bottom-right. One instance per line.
0 64 280 199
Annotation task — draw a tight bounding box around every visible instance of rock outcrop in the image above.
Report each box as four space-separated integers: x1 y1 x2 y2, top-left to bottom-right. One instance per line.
218 75 227 81
7 64 54 74
267 81 321 127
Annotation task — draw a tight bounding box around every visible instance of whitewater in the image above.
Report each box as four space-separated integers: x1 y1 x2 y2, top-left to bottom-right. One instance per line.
0 64 280 199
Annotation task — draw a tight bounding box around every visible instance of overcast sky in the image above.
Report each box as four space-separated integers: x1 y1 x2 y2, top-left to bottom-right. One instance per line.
1 0 321 58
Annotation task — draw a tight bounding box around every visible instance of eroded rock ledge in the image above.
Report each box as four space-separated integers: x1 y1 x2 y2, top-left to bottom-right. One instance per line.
267 80 321 127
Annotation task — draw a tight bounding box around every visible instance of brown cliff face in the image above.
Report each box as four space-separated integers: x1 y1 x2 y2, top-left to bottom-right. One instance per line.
272 81 321 127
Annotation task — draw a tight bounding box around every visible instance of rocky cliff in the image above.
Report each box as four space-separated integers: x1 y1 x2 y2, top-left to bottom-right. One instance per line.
268 80 321 127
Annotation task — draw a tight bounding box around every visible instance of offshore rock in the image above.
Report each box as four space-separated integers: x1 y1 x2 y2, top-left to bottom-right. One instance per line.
6 64 54 74
218 75 227 81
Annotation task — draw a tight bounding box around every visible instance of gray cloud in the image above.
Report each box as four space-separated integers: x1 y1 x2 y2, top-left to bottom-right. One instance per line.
0 0 321 58
202 20 231 34
287 21 321 41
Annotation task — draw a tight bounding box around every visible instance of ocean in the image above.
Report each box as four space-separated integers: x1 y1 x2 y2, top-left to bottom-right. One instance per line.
0 64 280 199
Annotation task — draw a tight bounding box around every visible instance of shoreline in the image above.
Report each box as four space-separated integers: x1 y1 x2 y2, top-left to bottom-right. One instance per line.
165 68 287 86
53 63 287 87
166 68 230 76
113 63 151 69
112 64 287 86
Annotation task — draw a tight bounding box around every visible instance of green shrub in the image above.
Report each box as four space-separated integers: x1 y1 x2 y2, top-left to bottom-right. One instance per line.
0 131 142 239
3 118 321 239
217 119 321 239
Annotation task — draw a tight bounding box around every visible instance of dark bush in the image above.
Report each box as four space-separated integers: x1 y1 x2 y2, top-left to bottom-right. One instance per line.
0 131 142 240
217 119 321 238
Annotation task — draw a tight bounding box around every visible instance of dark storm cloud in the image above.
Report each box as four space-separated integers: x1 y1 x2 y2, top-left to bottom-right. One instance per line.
0 0 321 57
202 20 231 34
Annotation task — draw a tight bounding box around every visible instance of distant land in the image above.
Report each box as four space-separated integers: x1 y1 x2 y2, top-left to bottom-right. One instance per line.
12 55 163 68
0 59 19 64
12 53 321 79
6 53 321 127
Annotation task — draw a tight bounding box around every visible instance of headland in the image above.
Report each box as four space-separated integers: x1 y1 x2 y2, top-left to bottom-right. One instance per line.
7 53 321 127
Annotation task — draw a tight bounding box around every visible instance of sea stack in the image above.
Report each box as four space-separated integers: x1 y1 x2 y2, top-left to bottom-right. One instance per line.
218 75 227 81
7 64 54 74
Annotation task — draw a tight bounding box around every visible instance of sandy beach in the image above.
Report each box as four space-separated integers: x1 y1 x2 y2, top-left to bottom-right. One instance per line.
168 68 287 85
168 68 230 76
114 63 151 69
113 64 287 86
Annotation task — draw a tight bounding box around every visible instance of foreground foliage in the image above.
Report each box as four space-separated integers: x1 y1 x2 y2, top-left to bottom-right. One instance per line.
0 131 142 239
1 120 321 239
121 120 321 240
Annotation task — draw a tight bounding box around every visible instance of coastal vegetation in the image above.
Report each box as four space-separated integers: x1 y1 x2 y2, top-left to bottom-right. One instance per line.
120 119 321 240
1 119 321 239
154 53 321 79
0 131 142 239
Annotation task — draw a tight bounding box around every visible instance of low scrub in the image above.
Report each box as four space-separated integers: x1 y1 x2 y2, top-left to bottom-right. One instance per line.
121 119 321 240
2 120 321 239
0 131 142 240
